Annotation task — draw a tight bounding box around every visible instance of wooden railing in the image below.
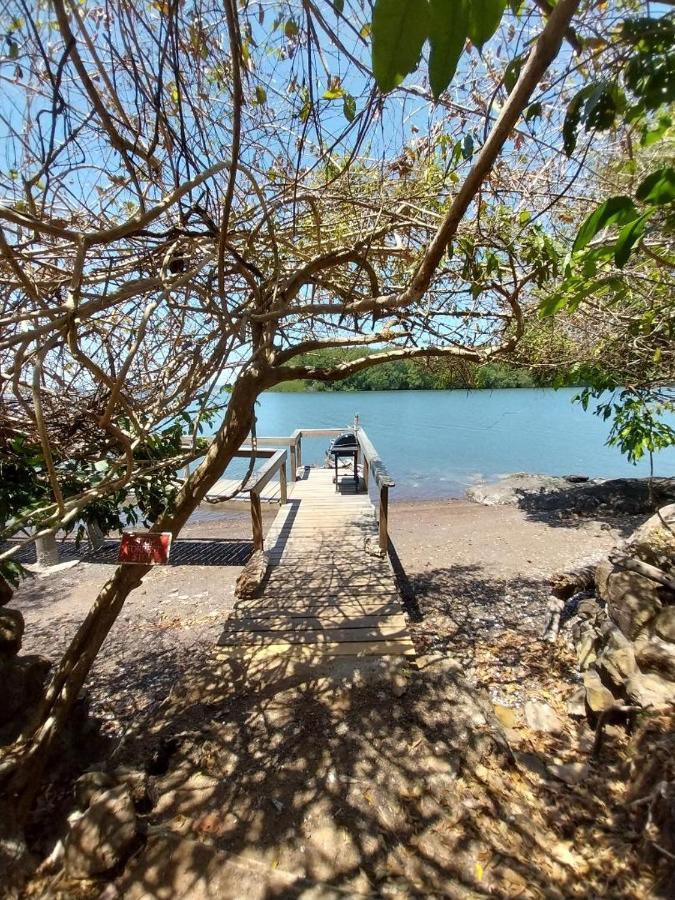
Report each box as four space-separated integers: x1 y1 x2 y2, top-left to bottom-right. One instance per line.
182 422 394 551
356 428 395 551
243 448 288 550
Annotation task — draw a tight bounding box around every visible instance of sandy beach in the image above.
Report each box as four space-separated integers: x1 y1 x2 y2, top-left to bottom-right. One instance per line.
14 492 637 737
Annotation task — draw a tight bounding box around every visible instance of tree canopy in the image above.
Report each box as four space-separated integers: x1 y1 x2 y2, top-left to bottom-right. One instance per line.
1 0 673 818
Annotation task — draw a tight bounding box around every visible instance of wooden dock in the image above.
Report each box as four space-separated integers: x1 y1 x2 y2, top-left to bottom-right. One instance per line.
218 439 414 658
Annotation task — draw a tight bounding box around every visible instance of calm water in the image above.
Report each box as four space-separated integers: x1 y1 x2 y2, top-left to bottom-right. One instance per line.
218 389 675 501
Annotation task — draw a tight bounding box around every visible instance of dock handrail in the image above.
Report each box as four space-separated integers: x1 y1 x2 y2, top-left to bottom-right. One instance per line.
355 428 394 551
182 421 393 551
244 448 288 550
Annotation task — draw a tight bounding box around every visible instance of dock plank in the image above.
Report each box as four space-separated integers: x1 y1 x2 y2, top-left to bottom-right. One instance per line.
217 465 412 659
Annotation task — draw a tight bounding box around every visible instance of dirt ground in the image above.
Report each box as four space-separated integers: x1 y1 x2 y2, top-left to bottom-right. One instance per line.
12 494 660 898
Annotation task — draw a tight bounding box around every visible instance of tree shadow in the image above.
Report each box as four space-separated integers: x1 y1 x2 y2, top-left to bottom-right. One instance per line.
90 638 646 899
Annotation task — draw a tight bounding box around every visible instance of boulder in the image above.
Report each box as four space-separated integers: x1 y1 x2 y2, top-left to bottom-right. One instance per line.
654 605 675 643
0 607 24 656
64 785 137 878
524 700 564 735
566 686 587 718
594 624 637 689
74 771 115 810
626 672 675 709
604 569 663 643
0 654 52 729
595 643 637 689
583 670 616 712
0 575 12 607
626 503 675 575
636 638 675 682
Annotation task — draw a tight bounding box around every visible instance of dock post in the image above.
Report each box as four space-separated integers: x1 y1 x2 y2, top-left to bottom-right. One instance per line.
279 458 288 504
290 442 297 481
250 491 264 551
378 484 389 552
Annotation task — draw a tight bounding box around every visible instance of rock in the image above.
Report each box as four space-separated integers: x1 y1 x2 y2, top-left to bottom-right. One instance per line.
0 654 52 730
626 503 675 575
595 641 637 689
115 833 301 899
64 785 137 878
636 638 675 681
626 672 675 709
566 687 587 718
524 700 564 734
0 608 24 656
583 670 616 712
571 619 600 670
74 771 115 810
0 575 13 607
564 475 589 484
493 704 516 728
235 550 269 600
654 605 675 643
605 569 663 643
547 761 588 785
391 672 407 698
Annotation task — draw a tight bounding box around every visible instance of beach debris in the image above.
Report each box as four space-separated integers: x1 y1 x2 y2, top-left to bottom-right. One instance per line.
235 549 269 599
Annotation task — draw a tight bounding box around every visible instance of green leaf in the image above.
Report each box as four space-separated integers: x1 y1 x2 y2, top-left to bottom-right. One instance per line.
462 133 474 159
254 85 267 105
343 93 356 122
371 0 430 93
641 115 671 147
428 0 468 99
562 86 593 156
635 167 675 205
524 101 542 121
504 55 524 93
333 0 345 14
573 196 638 252
614 212 651 268
323 87 346 100
466 0 507 51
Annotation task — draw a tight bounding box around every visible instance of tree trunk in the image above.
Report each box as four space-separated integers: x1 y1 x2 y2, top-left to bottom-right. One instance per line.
4 370 264 823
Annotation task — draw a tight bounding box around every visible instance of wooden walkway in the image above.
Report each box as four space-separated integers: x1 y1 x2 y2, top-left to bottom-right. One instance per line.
218 466 414 658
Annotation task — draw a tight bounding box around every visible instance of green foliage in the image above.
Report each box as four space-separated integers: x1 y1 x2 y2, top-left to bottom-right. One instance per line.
473 363 535 389
371 0 430 93
273 348 558 393
576 387 675 464
372 0 508 98
572 196 638 252
563 14 675 156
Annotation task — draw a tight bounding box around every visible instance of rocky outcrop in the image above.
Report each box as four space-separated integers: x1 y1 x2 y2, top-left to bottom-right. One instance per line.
0 607 24 656
468 474 675 516
0 598 52 742
64 784 138 878
559 504 675 714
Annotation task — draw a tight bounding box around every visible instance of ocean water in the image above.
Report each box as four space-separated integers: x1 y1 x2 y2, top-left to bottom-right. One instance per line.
214 388 675 501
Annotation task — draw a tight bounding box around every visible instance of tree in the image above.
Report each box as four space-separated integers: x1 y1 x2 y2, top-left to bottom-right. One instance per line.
537 9 675 464
0 0 587 821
